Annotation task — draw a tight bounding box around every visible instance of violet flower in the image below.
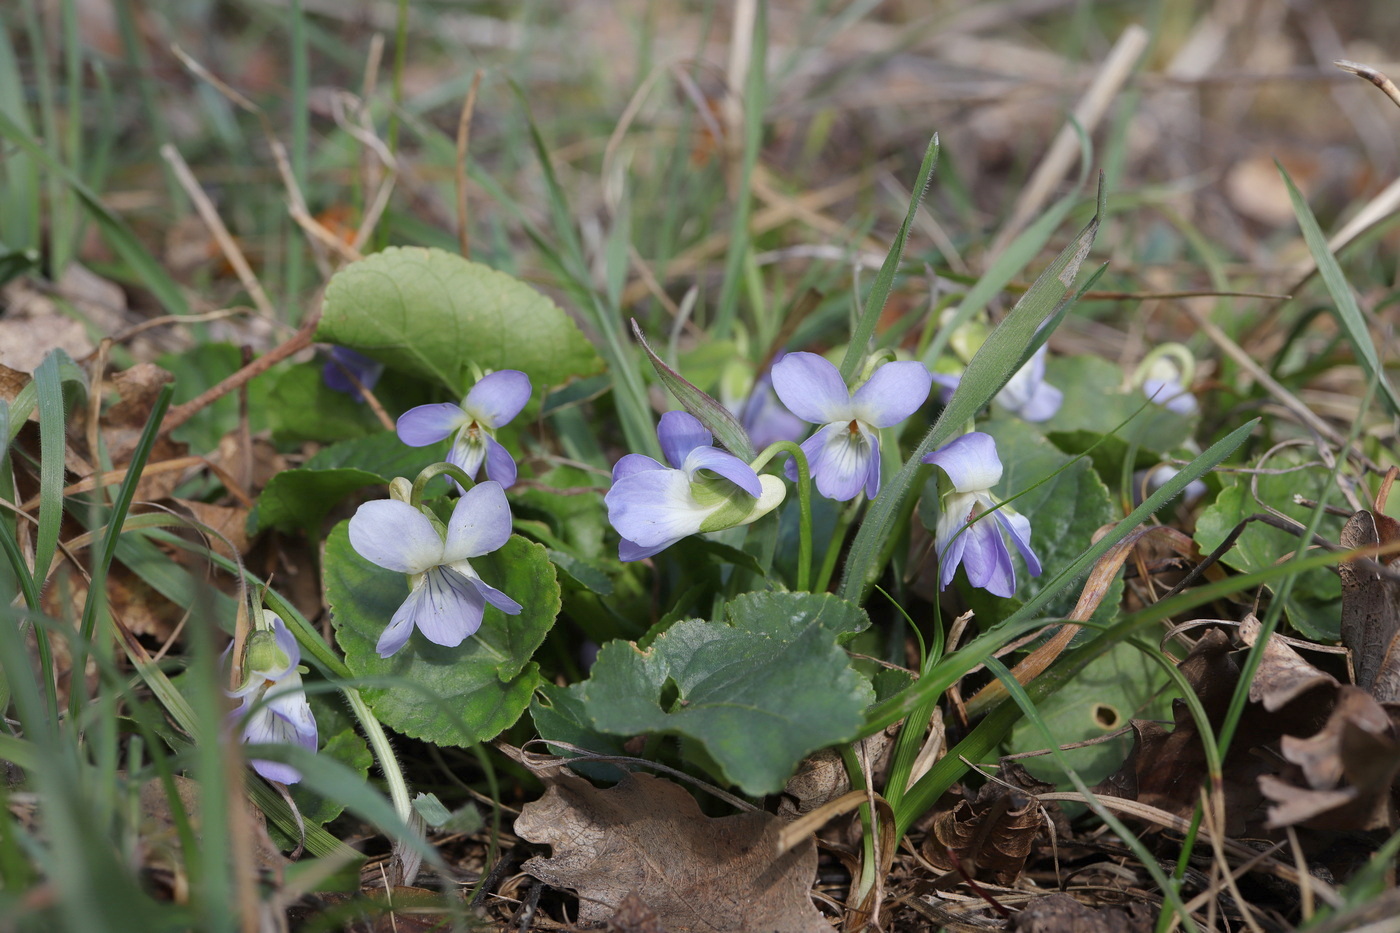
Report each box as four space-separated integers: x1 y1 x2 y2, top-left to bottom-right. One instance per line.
322 346 384 402
226 612 318 785
922 432 1042 598
771 352 932 501
397 370 531 489
606 411 786 561
1143 376 1197 415
348 481 521 657
931 344 1062 423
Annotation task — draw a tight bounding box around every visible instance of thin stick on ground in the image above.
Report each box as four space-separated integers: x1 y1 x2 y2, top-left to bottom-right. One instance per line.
456 69 484 259
160 144 277 320
986 24 1149 259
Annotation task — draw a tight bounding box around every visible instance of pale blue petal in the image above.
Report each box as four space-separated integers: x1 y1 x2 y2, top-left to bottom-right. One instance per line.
606 467 714 549
395 567 486 648
771 352 853 424
348 499 444 574
850 360 932 428
375 612 415 658
251 759 302 785
863 425 882 500
922 433 1003 493
1017 382 1062 422
618 537 667 561
682 446 762 497
960 519 1016 598
448 430 488 481
469 573 523 615
483 435 518 489
264 678 318 750
930 372 960 404
242 706 314 784
613 453 666 482
463 370 532 428
657 410 711 469
804 422 872 502
937 519 970 591
397 403 468 446
269 615 300 672
740 385 807 450
1143 378 1196 415
443 481 513 561
323 347 384 399
994 507 1042 577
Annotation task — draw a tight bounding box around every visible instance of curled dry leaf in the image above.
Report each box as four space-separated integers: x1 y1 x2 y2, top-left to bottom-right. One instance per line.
1339 509 1400 703
1099 622 1334 835
515 771 828 932
1260 685 1400 830
924 762 1055 885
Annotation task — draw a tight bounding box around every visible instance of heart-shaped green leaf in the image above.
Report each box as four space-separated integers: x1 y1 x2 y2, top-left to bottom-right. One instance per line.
316 246 602 392
575 591 873 795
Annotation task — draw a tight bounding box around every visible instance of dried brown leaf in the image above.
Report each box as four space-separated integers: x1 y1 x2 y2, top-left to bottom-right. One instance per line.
1339 509 1400 703
924 763 1053 885
515 772 827 932
1240 614 1338 711
1262 685 1400 830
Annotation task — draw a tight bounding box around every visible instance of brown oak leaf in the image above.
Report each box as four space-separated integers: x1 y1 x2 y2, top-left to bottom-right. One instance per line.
924 762 1054 885
515 772 829 932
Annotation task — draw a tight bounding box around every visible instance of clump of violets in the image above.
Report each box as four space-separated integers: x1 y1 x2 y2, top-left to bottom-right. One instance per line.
922 432 1041 598
932 344 1062 423
397 370 531 489
349 481 521 657
226 612 318 785
772 352 932 501
606 410 786 561
322 346 384 401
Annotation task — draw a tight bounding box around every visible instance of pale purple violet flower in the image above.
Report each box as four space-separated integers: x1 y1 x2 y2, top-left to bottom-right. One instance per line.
397 371 532 490
771 352 932 501
922 432 1042 598
322 347 384 401
348 481 521 657
1143 377 1197 415
606 411 786 561
226 613 318 785
931 345 1062 423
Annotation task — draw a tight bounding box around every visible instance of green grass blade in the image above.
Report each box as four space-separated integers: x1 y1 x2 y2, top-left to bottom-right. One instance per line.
711 1 767 340
1279 161 1400 416
631 319 754 461
70 383 175 723
31 351 70 584
919 189 1078 368
0 108 189 315
839 134 939 383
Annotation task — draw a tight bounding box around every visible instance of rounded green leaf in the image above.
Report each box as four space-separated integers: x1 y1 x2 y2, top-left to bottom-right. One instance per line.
1194 460 1344 639
324 521 561 747
1008 639 1172 786
316 247 603 392
578 592 873 795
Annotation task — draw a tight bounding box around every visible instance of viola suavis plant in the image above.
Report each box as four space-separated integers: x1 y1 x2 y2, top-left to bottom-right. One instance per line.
210 165 1244 911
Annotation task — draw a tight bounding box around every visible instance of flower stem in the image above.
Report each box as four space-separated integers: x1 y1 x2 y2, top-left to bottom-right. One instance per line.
342 687 414 831
410 462 477 505
814 500 861 593
752 441 812 591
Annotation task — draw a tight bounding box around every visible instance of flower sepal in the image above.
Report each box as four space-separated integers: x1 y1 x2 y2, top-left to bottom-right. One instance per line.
696 474 787 534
